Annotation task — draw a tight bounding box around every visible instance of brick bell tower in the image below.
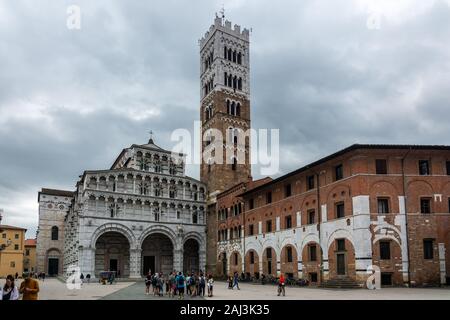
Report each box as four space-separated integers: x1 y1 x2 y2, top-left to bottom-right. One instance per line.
199 14 252 198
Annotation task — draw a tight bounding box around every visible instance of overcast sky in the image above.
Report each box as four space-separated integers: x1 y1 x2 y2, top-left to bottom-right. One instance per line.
1 0 450 238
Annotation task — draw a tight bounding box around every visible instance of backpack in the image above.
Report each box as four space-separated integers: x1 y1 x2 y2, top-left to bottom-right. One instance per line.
200 277 205 286
177 276 184 286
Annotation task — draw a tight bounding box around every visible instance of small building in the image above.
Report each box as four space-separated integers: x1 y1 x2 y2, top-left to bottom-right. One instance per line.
24 239 37 274
0 225 27 277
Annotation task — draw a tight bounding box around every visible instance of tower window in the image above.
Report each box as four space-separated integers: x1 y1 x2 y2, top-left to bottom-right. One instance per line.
376 159 388 174
380 241 391 260
249 224 254 236
237 52 242 64
238 78 242 90
236 103 241 117
420 198 431 214
419 160 430 175
377 198 390 214
51 226 59 240
249 198 254 210
224 46 227 59
423 239 434 259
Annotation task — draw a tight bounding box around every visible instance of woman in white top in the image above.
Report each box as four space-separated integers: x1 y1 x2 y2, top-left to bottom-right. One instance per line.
0 275 20 300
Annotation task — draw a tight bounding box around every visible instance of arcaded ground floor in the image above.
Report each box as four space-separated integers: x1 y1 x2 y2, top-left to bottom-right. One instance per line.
1 279 448 300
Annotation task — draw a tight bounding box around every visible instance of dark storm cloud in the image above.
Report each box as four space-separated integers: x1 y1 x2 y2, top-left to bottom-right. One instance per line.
1 0 450 237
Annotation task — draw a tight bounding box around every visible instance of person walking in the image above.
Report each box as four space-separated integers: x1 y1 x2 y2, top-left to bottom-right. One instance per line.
168 272 176 298
0 275 19 300
228 275 233 289
233 272 240 290
207 274 214 297
175 272 185 300
80 273 85 285
19 272 40 300
86 274 91 284
277 274 286 297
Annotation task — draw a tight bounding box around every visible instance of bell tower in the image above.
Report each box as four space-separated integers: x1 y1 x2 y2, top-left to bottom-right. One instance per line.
199 14 252 198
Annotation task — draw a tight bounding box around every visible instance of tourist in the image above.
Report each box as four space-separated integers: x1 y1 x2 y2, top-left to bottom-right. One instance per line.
42 272 45 282
190 273 197 297
145 272 152 295
168 272 176 298
186 274 191 295
277 273 286 297
108 271 115 285
232 272 240 290
14 272 18 280
152 273 158 295
0 275 19 300
157 272 164 296
19 272 40 300
86 274 91 284
175 272 185 300
80 273 85 285
228 275 233 289
207 274 214 297
198 273 206 297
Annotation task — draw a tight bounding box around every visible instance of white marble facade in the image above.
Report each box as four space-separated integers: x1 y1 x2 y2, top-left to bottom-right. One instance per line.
39 139 207 278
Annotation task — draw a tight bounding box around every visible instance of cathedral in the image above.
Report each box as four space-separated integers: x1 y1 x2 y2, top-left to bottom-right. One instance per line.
37 14 450 287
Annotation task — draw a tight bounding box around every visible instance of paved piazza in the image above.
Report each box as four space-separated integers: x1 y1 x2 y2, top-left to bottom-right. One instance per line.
1 279 449 300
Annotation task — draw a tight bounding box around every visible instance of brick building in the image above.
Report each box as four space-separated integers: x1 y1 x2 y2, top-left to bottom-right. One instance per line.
214 144 450 287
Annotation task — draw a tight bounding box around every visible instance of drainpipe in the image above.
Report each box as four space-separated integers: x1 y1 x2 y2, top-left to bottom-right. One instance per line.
401 148 412 287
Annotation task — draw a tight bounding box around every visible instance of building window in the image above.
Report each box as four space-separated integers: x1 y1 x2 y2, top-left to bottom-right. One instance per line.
10 262 15 268
335 164 344 181
420 198 432 214
234 253 239 265
177 211 181 220
250 251 255 264
335 202 345 219
285 215 292 229
446 161 450 175
286 247 293 263
26 249 30 256
423 239 434 259
307 209 315 224
192 212 198 224
14 244 19 250
249 198 254 210
377 198 390 214
249 224 254 236
266 220 272 233
380 241 391 260
231 157 237 171
310 272 318 283
266 192 272 204
14 234 19 239
337 239 346 251
309 245 317 261
307 175 315 190
51 226 59 240
285 184 292 197
419 160 430 175
376 159 388 174
2 234 5 239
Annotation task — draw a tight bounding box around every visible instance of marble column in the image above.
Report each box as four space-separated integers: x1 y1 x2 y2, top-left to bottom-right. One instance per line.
129 247 142 279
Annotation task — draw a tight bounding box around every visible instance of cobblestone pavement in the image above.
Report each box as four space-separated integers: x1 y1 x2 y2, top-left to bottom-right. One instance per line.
0 278 134 300
101 282 206 300
1 278 449 300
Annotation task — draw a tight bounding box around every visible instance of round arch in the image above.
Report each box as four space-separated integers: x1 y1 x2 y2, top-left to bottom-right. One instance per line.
90 223 136 249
